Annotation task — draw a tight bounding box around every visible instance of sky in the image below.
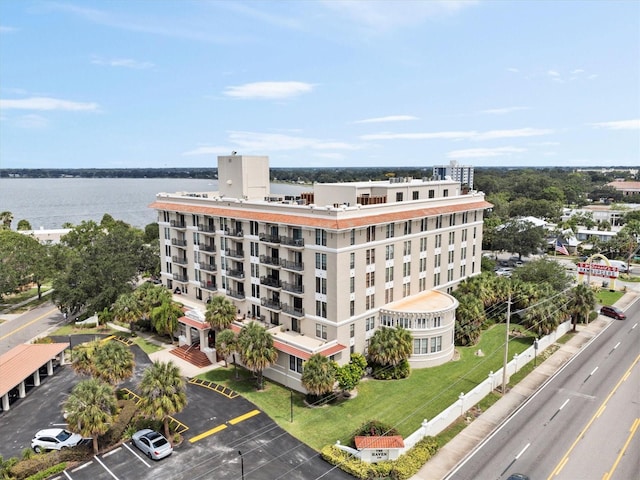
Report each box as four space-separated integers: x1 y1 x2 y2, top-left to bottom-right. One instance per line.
0 1 639 169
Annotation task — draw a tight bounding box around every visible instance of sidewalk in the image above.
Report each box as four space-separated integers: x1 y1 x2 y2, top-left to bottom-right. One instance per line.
412 290 639 480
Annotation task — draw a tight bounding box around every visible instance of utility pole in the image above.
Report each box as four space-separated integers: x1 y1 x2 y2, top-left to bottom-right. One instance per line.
502 291 512 394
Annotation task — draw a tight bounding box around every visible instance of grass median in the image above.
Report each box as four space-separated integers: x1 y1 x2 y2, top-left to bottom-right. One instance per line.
198 323 535 451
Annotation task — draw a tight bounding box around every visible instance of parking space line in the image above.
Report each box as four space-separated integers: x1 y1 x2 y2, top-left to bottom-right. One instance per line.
119 387 143 405
123 441 152 468
71 462 93 472
103 447 121 457
113 336 134 346
100 335 116 343
189 423 228 443
93 455 119 479
169 416 189 434
188 378 239 399
229 409 260 425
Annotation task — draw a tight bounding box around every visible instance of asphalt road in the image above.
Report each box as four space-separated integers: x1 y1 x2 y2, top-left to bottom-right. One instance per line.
446 302 640 480
0 300 65 353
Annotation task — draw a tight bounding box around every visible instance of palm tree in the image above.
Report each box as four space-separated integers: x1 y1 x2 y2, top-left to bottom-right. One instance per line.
112 292 141 325
205 295 237 335
65 378 117 454
301 353 336 398
138 360 187 446
94 340 134 385
151 299 183 343
215 329 236 367
568 283 596 332
0 211 13 230
237 321 278 390
367 327 413 367
71 340 99 377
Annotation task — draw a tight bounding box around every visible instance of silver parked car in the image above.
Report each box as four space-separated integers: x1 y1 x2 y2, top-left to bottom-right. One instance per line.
31 428 83 453
131 429 173 460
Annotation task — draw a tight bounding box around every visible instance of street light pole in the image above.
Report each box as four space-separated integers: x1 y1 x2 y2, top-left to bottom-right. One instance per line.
533 338 539 367
501 291 512 394
238 450 244 480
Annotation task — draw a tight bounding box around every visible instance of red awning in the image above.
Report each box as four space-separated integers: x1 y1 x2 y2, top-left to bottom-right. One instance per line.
355 435 405 449
178 316 210 331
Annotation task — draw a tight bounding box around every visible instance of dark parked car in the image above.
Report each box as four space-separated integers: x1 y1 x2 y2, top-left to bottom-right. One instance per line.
600 305 626 320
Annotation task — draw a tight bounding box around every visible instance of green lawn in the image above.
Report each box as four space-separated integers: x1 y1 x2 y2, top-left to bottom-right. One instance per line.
597 290 624 306
50 324 116 336
133 337 164 354
198 323 536 451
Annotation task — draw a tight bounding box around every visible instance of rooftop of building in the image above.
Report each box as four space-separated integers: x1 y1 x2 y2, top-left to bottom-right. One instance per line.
380 289 457 314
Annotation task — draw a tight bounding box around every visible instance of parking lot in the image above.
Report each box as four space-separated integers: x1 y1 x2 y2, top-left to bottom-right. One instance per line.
0 337 351 480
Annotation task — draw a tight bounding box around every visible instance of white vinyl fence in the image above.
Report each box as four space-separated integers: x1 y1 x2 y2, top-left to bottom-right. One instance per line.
401 320 571 452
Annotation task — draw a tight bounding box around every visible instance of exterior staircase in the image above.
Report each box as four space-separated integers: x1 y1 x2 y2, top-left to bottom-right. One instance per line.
169 344 212 368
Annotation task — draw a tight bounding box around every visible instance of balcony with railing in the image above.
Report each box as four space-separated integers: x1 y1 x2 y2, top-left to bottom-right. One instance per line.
227 269 245 279
171 238 187 247
198 243 216 252
226 229 244 238
197 224 216 234
282 282 304 295
172 256 188 265
280 259 304 271
259 255 280 267
260 276 282 289
281 236 305 248
227 289 245 300
259 233 281 244
200 281 217 291
170 220 187 229
225 249 245 259
282 303 305 318
199 262 217 272
261 297 282 311
173 273 189 283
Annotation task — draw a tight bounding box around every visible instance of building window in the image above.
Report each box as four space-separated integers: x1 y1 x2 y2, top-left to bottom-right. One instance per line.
449 231 455 244
420 258 427 272
350 252 355 269
435 234 442 248
250 221 259 235
385 288 393 303
443 189 449 197
473 227 477 239
403 283 411 297
447 267 454 282
315 253 327 270
366 248 375 265
316 302 327 319
419 277 426 291
449 214 456 226
316 323 327 340
366 294 375 310
365 316 375 331
350 324 355 338
462 229 468 242
386 223 395 238
366 226 376 242
420 218 428 232
289 356 303 373
386 245 394 260
431 336 442 353
428 189 435 199
414 338 428 354
316 277 327 294
420 237 427 252
350 300 355 316
436 215 442 229
396 192 403 202
350 229 356 245
412 191 419 200
448 250 454 263
433 316 441 328
385 266 394 282
435 253 441 268
460 247 467 259
462 212 468 224
164 227 170 240
366 271 375 288
434 272 440 286
350 276 355 293
250 241 259 256
315 229 327 246
404 221 412 235
403 241 411 256
460 264 466 277
403 262 411 277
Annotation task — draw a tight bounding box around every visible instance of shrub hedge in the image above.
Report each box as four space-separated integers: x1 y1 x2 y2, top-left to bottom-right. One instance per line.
321 436 439 480
101 398 139 446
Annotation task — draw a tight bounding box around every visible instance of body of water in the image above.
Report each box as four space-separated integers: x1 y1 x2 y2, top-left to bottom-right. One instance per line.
0 178 306 230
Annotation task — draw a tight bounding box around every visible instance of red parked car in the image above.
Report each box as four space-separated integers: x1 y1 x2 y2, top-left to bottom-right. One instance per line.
600 306 626 320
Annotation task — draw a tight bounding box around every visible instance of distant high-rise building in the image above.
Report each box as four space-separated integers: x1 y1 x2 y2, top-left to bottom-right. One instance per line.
151 155 490 391
433 161 474 189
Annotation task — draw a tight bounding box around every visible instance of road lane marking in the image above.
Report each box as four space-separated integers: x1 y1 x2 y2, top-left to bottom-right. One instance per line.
558 399 570 411
229 409 260 425
515 442 530 459
189 423 228 443
123 441 152 467
547 398 570 424
93 455 119 479
583 366 599 383
0 307 59 341
547 353 640 479
602 418 640 480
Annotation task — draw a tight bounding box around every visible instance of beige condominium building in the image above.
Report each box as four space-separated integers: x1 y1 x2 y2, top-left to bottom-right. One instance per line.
150 155 491 392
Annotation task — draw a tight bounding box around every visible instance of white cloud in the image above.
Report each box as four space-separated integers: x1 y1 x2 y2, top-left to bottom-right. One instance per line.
507 67 519 73
547 70 560 77
223 81 314 99
0 97 99 111
91 55 154 69
183 131 362 156
321 1 478 31
15 114 49 128
354 115 419 124
571 69 585 74
360 127 553 142
480 106 529 115
590 119 640 130
447 147 525 159
0 25 18 33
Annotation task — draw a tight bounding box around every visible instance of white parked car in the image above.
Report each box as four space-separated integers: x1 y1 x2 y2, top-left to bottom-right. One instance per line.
495 267 514 277
31 428 83 453
131 429 173 460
